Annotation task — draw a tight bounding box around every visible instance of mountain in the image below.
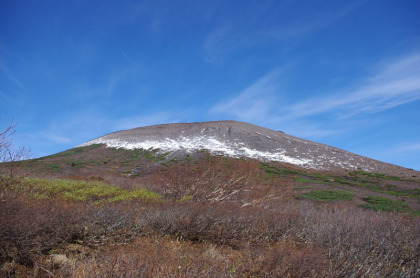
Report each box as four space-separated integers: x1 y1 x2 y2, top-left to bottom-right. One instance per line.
4 121 420 277
78 120 416 177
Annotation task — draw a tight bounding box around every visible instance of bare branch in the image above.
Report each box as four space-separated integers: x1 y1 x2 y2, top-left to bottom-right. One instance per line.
0 121 30 189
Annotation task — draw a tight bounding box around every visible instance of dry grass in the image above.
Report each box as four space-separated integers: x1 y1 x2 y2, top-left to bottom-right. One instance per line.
1 154 420 277
1 188 419 277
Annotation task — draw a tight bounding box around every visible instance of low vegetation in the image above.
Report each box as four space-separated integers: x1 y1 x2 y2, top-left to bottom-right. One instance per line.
44 144 103 158
1 142 419 277
299 189 353 201
10 177 161 202
361 196 409 212
1 187 419 277
262 162 420 205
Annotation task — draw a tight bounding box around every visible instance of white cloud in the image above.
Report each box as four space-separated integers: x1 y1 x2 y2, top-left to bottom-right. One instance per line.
283 53 420 119
391 142 420 153
202 26 236 64
0 90 13 104
0 60 23 89
120 49 140 68
209 69 281 122
105 70 131 97
44 133 72 144
114 112 180 131
278 122 339 140
208 52 420 140
202 2 364 64
34 109 182 149
212 53 420 120
359 142 420 170
21 107 190 158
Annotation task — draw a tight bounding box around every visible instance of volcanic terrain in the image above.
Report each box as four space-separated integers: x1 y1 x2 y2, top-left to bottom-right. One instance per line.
1 120 420 277
79 120 417 177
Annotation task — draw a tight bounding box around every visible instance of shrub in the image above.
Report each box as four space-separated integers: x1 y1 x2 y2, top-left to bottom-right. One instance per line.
11 177 161 202
299 189 353 201
361 196 409 212
1 190 419 277
0 122 30 188
149 156 293 203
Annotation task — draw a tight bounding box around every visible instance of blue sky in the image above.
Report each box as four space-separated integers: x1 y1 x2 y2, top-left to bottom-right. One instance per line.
1 0 420 170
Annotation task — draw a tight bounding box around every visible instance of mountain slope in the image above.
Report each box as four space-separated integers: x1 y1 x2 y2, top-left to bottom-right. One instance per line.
3 124 420 277
78 120 417 176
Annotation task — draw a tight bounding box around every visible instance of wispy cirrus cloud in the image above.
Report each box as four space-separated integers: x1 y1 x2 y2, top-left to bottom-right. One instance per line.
390 142 420 153
282 53 420 120
59 110 179 143
202 2 365 64
263 1 364 43
359 141 420 170
120 49 138 67
24 109 182 158
0 90 13 104
209 52 420 138
209 69 282 122
0 60 23 89
43 133 72 144
113 112 181 131
202 26 234 64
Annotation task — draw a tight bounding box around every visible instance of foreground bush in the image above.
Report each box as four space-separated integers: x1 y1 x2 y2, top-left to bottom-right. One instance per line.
299 189 353 201
1 187 419 277
10 177 161 202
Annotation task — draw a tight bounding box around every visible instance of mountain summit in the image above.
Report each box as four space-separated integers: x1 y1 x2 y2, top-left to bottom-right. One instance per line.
78 120 415 176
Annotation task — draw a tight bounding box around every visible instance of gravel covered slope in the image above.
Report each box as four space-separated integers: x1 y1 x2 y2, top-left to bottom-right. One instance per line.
78 120 418 176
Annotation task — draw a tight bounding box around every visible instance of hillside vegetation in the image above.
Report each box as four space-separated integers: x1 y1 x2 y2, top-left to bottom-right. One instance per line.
1 145 419 277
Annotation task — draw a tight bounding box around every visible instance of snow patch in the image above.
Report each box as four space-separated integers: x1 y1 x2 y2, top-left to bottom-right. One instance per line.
79 136 312 167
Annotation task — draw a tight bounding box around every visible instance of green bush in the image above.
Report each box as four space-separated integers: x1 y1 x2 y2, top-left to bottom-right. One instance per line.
43 163 62 172
299 190 353 201
46 144 103 158
12 178 161 203
361 196 409 212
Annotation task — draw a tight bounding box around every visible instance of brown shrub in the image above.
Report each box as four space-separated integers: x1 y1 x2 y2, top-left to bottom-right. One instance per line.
57 237 327 278
0 122 30 190
299 203 420 277
1 173 419 277
0 192 89 267
147 157 294 204
0 192 140 269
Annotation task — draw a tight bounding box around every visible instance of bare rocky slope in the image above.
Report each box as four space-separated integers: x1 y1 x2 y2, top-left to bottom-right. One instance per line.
78 120 418 177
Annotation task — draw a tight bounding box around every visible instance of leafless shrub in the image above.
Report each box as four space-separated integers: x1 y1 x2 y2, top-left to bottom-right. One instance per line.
2 190 419 277
135 201 302 246
0 193 88 267
82 202 141 247
0 122 30 189
298 204 420 277
149 157 293 205
139 200 419 276
242 241 327 277
2 153 419 277
149 157 258 200
57 237 327 278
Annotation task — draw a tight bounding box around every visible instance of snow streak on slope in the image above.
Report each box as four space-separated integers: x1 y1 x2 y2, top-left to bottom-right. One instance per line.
80 135 312 166
77 120 417 176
